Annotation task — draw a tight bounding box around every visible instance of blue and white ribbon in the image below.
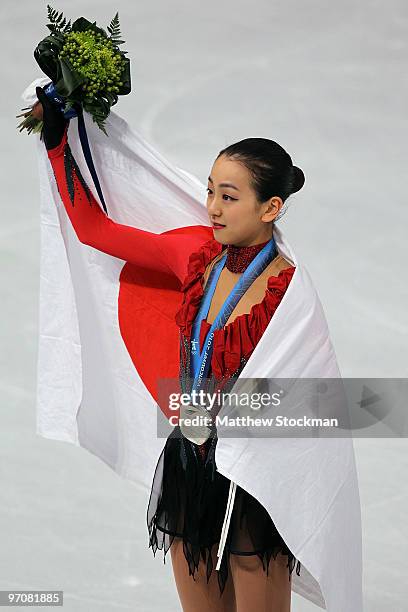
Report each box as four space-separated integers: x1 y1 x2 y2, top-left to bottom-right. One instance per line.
43 81 108 214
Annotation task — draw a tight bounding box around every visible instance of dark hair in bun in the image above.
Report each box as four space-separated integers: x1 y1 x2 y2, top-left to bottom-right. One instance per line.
216 137 305 205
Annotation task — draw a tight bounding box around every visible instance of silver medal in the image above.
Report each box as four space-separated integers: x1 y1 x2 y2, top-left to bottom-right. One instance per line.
179 403 212 445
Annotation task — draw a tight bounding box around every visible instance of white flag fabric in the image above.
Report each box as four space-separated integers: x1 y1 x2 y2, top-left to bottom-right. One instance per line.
23 76 363 612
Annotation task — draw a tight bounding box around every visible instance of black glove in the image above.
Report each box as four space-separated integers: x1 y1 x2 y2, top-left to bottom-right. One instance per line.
36 85 69 151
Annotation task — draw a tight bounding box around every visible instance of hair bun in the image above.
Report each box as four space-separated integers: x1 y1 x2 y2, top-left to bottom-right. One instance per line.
291 165 305 194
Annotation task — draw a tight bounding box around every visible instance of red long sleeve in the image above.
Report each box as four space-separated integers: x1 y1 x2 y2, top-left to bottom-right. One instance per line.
46 125 212 283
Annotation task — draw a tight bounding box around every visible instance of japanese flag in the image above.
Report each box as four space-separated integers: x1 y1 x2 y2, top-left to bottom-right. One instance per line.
22 77 363 612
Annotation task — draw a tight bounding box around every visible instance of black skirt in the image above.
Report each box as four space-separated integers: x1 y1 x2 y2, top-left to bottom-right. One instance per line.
147 425 301 595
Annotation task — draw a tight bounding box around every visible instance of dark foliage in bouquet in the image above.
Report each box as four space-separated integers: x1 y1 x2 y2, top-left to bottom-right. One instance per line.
17 5 131 136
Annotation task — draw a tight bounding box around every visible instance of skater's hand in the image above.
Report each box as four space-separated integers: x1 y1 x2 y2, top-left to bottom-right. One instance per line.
35 86 69 151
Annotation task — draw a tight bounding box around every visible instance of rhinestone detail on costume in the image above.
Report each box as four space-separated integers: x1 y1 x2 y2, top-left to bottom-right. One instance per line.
62 142 92 206
225 240 270 273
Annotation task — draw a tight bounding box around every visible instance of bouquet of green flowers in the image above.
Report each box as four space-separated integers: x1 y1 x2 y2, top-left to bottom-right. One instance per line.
17 4 131 137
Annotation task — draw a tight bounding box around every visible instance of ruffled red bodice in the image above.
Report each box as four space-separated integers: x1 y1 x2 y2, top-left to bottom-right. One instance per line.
175 239 296 379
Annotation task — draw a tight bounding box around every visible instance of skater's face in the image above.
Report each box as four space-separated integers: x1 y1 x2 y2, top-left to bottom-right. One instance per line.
206 155 283 247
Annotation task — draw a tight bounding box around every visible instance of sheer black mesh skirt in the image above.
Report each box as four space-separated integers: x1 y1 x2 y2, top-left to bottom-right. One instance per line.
147 425 301 595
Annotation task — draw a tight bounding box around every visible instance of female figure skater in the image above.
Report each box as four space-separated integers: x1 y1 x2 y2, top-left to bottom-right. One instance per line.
36 85 305 612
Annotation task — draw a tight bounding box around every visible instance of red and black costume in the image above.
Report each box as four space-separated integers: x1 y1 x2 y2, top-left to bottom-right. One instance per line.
47 124 301 594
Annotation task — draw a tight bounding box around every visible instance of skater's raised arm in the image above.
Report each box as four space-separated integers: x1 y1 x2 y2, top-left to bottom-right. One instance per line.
36 86 211 283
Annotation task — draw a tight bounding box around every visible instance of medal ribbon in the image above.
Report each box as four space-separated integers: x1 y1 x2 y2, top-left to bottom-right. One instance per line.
190 237 277 393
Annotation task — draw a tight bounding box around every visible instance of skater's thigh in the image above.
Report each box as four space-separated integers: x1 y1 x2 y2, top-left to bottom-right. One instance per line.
170 537 236 612
229 551 292 612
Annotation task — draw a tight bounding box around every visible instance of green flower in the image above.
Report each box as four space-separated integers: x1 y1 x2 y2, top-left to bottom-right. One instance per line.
21 6 131 136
